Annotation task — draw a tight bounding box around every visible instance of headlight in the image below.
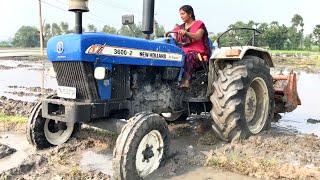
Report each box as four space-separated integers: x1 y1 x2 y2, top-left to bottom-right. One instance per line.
94 67 111 80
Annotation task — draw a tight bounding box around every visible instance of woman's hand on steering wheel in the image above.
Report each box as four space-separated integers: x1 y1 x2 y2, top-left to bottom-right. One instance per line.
165 31 177 37
165 31 189 46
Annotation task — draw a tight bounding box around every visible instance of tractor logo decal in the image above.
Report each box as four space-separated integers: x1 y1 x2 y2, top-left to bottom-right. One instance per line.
56 41 64 54
85 44 182 61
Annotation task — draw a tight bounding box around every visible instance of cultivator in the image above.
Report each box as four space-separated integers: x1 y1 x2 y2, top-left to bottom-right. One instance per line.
273 71 301 113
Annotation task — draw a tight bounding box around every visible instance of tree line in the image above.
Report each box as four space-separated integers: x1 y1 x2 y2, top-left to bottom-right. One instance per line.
1 22 165 48
216 14 320 50
1 14 320 51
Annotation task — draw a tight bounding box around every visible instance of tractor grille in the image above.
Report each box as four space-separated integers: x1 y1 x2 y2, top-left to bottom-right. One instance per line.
52 62 99 101
111 65 130 99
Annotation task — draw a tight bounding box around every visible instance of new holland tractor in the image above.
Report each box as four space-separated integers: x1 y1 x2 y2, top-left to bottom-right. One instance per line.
26 0 300 179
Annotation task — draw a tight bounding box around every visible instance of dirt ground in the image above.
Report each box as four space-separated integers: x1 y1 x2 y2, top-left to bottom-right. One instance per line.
0 110 319 179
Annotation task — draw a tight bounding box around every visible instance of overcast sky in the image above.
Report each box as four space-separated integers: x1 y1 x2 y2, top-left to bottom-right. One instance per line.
0 0 319 40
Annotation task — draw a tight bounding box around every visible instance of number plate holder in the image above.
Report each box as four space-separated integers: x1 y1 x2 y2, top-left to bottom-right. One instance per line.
57 86 76 99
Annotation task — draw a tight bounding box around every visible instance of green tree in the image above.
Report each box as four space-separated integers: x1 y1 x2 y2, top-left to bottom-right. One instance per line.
102 25 118 34
208 33 217 43
264 22 288 50
291 14 304 28
257 22 269 47
51 23 62 36
87 24 97 32
218 21 256 47
303 34 313 50
287 26 300 50
291 14 304 49
156 25 165 37
0 41 11 47
43 23 52 47
313 25 320 49
119 23 144 38
12 26 39 47
60 22 70 34
152 21 166 38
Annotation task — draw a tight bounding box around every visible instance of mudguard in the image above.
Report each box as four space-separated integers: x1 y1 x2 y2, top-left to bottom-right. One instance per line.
211 46 274 67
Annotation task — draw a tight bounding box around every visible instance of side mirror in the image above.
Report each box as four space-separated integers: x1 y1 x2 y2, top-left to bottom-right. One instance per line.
122 15 134 25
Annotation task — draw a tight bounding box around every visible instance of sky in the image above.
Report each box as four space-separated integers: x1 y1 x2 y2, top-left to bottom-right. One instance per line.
0 0 319 41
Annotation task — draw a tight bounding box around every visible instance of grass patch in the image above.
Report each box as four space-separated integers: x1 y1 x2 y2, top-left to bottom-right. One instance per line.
205 152 319 179
0 113 27 123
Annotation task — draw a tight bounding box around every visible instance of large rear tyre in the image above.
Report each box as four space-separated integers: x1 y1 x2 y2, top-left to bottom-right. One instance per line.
27 101 80 149
210 56 274 142
113 112 170 180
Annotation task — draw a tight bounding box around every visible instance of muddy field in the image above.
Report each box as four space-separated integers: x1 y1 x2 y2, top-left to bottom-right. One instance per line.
0 56 320 179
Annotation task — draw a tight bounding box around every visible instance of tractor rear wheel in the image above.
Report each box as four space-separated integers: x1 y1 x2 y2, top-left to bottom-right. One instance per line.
210 56 274 142
113 112 170 180
27 100 80 149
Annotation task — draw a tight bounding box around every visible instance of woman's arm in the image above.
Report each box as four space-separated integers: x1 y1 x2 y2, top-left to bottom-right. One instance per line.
178 28 204 41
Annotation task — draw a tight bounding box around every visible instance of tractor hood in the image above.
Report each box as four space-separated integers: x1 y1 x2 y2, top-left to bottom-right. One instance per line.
47 33 184 67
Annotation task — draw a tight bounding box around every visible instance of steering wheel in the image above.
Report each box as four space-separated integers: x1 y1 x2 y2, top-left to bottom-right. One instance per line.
165 31 190 46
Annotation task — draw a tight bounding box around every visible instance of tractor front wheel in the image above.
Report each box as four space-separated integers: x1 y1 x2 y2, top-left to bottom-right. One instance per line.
113 112 170 180
210 56 274 142
27 101 79 149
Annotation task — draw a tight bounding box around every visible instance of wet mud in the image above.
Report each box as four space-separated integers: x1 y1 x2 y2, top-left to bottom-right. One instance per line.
4 86 55 98
0 154 48 180
0 144 16 159
0 105 320 179
0 96 35 116
0 56 43 61
0 65 15 70
205 126 320 179
307 118 320 124
273 56 320 73
0 127 115 179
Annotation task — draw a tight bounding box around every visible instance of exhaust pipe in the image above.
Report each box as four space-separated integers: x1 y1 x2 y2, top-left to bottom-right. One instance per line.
68 0 89 34
142 0 155 35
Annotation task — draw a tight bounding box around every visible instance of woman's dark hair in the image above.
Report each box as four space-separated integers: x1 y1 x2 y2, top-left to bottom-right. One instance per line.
179 5 195 20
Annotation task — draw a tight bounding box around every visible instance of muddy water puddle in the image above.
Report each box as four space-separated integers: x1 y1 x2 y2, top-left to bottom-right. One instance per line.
0 60 57 102
80 150 113 176
0 133 35 172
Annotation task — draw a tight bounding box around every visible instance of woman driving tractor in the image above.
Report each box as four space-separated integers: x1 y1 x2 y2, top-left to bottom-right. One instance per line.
173 5 211 88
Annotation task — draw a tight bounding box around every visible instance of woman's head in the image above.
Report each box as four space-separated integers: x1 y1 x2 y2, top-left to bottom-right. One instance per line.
179 5 195 23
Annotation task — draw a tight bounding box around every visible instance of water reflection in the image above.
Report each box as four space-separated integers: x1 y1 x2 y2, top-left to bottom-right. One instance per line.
0 60 57 102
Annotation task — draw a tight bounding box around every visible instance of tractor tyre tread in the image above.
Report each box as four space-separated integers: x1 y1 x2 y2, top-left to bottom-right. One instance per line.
26 95 81 149
210 55 274 142
113 112 170 180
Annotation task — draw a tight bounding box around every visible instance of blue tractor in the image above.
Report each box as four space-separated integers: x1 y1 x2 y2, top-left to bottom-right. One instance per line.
27 0 300 179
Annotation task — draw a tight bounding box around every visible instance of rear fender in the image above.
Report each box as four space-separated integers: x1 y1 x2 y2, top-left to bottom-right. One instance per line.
211 46 274 67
